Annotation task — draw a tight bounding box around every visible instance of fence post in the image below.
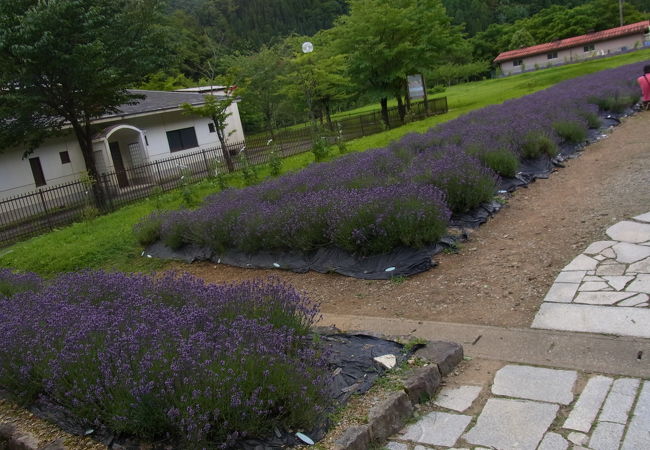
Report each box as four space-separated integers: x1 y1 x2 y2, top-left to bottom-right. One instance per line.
155 161 163 185
101 175 114 212
37 189 53 231
359 116 365 136
201 149 211 176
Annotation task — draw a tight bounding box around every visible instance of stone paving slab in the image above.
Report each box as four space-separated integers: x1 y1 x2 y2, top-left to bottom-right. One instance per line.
598 378 639 424
491 365 576 405
433 385 482 412
589 421 625 450
399 411 472 447
621 381 650 450
463 398 558 449
563 375 612 432
538 432 569 450
606 220 650 243
532 303 650 338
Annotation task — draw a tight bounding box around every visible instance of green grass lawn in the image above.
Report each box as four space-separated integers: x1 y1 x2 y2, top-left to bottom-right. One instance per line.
2 49 649 276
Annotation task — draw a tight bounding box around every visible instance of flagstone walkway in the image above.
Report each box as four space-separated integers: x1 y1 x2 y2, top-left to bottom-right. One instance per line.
532 212 650 338
385 362 649 450
379 213 650 450
322 212 650 450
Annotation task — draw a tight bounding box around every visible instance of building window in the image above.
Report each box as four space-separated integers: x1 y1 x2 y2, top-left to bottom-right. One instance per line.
512 59 523 66
547 51 558 59
59 151 71 164
29 157 46 187
208 123 216 133
584 44 595 52
166 127 198 152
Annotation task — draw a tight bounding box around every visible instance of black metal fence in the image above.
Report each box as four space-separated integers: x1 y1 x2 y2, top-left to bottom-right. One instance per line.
0 97 448 247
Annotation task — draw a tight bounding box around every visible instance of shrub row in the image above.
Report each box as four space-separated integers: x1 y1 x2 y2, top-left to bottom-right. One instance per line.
0 271 328 447
137 61 645 256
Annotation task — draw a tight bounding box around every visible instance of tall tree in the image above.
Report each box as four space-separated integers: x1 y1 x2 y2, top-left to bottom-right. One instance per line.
329 0 467 126
0 0 166 204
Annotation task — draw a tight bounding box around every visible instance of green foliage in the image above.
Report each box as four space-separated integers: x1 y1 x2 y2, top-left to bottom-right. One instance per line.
330 0 467 119
311 136 331 162
0 0 167 180
581 111 602 128
553 120 587 143
428 61 492 87
239 153 259 185
520 132 559 159
479 149 520 178
590 94 640 113
269 148 283 177
509 27 536 49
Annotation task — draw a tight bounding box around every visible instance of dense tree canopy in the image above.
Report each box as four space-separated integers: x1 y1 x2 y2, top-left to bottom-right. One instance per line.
329 0 468 125
0 0 167 201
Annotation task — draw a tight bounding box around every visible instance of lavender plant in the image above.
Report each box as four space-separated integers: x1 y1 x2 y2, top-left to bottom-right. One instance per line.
137 61 648 257
0 271 329 447
0 269 42 297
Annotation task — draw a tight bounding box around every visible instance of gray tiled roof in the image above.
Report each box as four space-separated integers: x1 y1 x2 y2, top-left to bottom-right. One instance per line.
103 89 225 118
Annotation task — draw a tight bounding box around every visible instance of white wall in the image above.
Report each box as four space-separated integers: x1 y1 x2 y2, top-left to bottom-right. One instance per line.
0 133 86 198
500 33 646 75
0 102 246 199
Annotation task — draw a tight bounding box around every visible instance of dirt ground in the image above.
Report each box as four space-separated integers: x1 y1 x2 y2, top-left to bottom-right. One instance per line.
178 111 650 328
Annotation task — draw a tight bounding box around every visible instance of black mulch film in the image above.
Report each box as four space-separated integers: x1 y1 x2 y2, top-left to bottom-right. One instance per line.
145 112 629 280
5 334 410 449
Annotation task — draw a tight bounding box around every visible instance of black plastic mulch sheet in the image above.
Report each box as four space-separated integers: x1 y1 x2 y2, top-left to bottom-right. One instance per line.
145 110 632 279
14 334 407 450
146 241 443 280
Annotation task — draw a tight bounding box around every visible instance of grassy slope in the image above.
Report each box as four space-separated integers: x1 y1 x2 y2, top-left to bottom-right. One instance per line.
2 49 649 276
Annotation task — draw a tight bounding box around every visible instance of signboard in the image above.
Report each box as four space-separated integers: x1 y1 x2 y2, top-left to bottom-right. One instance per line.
407 74 426 100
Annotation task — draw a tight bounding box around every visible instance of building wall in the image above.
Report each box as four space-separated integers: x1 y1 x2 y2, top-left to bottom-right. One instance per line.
0 133 87 198
500 33 647 75
0 103 246 199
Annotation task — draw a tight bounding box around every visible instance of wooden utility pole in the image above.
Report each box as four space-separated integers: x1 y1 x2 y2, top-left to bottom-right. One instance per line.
619 0 624 26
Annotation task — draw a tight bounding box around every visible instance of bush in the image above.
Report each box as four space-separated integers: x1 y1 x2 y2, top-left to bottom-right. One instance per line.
553 120 587 143
0 269 41 298
0 272 329 447
311 136 330 162
581 111 602 129
469 147 519 178
520 132 558 159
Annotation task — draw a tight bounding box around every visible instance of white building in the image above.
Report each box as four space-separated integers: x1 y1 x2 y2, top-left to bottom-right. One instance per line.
495 20 650 76
0 88 244 199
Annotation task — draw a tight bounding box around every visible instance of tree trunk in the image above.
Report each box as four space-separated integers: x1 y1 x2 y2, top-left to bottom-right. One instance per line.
380 97 390 128
324 102 334 131
213 115 234 173
396 94 406 124
71 120 106 210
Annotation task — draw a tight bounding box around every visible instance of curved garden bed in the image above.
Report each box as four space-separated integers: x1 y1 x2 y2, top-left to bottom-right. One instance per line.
137 61 645 278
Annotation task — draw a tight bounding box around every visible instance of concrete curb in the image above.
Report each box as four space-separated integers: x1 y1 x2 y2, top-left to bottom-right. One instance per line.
332 339 464 450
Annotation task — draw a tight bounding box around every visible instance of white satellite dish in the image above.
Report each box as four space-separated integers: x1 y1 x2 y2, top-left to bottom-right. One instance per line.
302 41 314 53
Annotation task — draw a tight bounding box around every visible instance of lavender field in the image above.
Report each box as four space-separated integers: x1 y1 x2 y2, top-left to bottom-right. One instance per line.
137 62 644 258
0 271 329 447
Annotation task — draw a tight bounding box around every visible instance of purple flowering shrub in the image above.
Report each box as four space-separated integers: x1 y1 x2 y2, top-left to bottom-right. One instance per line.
0 271 329 446
137 61 647 257
0 268 42 297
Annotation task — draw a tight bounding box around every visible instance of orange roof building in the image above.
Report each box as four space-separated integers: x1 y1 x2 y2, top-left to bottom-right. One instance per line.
494 21 650 75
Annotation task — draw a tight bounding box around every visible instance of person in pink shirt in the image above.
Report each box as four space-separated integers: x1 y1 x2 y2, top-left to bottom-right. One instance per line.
638 65 650 110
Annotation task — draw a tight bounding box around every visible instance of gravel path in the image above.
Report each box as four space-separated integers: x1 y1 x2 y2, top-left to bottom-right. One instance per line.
181 111 650 328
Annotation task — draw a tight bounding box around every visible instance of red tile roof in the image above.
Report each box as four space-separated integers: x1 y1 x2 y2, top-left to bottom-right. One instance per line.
494 20 650 63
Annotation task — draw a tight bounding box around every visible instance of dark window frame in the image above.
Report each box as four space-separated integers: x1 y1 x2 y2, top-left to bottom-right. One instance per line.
547 51 558 60
166 127 199 153
583 44 595 52
512 59 523 66
59 150 71 164
208 122 216 133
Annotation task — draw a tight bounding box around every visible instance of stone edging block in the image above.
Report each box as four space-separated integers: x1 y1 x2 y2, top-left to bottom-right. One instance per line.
0 422 66 450
333 339 464 450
